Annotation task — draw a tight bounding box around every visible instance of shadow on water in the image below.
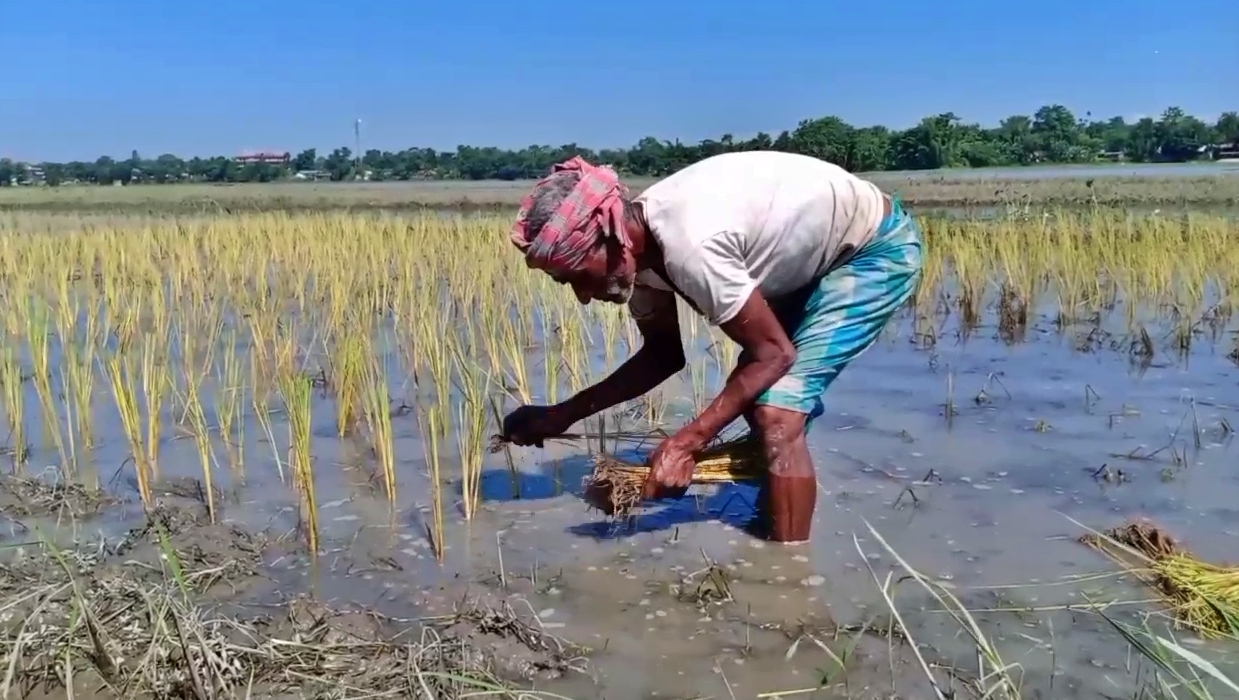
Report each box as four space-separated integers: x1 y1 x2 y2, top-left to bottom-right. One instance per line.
478 448 763 540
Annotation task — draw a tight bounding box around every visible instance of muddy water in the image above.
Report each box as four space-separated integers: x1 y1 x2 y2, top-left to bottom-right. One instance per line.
7 298 1239 699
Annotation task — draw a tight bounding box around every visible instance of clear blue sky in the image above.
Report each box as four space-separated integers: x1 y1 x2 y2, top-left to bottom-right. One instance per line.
1 0 1233 162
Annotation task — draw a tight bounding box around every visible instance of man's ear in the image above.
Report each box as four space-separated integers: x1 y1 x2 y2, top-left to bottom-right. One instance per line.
603 238 629 274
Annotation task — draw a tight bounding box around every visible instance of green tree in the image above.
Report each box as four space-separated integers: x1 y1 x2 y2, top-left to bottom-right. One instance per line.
23 103 1234 186
1217 112 1239 143
292 149 317 172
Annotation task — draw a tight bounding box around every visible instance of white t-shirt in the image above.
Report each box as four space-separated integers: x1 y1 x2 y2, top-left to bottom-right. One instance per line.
628 151 887 327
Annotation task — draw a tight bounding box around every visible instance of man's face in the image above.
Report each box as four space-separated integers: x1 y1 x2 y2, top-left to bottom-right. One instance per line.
548 244 636 306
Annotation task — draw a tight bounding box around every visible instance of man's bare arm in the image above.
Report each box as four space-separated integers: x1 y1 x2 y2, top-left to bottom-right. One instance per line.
674 290 796 448
553 293 684 424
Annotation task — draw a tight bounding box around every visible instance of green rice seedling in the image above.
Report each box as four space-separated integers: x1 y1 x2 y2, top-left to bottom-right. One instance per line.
414 296 454 417
103 350 154 508
276 369 318 552
24 300 70 473
140 332 171 479
475 296 531 405
416 402 447 561
451 343 493 520
183 379 219 522
330 329 368 438
180 333 219 523
1097 610 1239 699
498 299 534 404
55 277 100 460
250 351 285 485
489 397 521 497
557 306 589 395
361 349 397 503
215 329 245 476
62 333 97 456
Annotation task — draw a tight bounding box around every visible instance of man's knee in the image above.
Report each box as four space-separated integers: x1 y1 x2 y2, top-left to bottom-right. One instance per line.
751 405 808 444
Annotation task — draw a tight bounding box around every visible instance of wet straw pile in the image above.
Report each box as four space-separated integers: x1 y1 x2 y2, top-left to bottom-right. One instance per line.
1081 519 1239 638
582 435 767 517
0 501 588 699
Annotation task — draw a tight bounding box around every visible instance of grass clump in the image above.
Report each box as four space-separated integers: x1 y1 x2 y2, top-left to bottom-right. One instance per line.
0 507 589 700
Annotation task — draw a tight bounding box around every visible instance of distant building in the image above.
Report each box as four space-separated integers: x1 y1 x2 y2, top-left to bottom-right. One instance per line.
21 164 45 184
235 150 291 166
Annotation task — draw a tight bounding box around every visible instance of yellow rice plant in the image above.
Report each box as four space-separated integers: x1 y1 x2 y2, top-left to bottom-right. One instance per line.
361 349 397 503
0 341 27 470
330 329 368 438
139 332 171 478
416 402 448 561
182 379 219 522
24 300 70 471
276 370 318 552
215 328 246 476
249 350 285 486
179 328 218 523
103 349 154 508
450 339 492 521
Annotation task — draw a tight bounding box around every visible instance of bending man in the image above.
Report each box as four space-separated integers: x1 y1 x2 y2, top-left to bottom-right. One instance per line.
500 151 923 544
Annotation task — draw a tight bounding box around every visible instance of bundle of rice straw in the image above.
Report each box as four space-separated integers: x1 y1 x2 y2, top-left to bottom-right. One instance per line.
1080 519 1239 638
582 434 766 518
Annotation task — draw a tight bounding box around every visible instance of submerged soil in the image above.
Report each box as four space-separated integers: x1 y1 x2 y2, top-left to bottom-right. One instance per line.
0 489 593 700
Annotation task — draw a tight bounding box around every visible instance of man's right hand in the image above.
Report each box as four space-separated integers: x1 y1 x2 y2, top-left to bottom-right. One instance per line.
500 405 574 447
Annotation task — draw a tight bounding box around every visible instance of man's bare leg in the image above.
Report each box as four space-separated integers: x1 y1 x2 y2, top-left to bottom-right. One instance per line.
746 405 816 544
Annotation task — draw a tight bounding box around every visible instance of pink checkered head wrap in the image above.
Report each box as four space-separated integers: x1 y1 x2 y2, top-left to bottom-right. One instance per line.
510 156 631 274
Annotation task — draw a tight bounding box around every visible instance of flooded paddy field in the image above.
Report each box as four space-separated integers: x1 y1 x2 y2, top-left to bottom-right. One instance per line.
2 208 1239 699
1 163 1238 215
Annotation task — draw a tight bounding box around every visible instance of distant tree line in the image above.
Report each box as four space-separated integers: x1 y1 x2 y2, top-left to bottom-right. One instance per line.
2 105 1237 187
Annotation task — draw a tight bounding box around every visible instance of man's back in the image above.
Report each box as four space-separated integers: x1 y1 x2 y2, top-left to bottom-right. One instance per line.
632 151 886 325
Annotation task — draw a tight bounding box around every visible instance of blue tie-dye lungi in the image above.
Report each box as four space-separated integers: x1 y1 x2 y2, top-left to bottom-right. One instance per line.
746 199 924 422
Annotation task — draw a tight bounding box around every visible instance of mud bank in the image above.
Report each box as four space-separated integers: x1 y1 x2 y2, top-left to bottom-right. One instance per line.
0 482 588 700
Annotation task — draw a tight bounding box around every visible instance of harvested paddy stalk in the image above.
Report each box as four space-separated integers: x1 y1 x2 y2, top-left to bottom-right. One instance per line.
1081 520 1239 639
215 329 245 476
583 435 766 517
277 370 319 552
361 352 398 502
417 403 448 560
103 350 154 508
330 330 368 438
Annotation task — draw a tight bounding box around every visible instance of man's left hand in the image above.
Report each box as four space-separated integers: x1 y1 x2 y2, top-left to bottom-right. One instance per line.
641 432 704 500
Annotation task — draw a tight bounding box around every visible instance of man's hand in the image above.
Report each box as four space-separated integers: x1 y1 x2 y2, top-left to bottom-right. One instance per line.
641 431 704 500
501 405 574 447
